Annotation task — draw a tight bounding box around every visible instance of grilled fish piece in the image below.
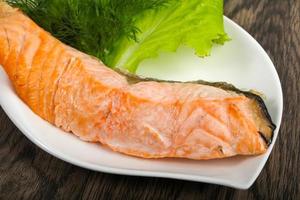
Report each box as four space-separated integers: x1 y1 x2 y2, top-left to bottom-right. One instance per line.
0 2 275 159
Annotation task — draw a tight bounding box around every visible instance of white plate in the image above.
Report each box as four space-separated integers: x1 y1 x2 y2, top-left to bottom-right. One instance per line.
0 17 283 189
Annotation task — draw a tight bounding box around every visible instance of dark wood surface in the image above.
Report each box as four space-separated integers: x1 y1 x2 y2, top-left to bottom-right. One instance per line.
0 0 299 199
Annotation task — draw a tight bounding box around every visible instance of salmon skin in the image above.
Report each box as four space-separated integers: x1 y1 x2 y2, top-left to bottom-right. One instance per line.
0 2 275 160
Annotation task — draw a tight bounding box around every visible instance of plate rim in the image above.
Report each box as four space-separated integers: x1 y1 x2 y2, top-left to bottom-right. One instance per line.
0 16 283 190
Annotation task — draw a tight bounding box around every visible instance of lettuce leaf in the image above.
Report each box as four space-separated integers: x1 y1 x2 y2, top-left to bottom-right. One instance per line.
108 0 229 72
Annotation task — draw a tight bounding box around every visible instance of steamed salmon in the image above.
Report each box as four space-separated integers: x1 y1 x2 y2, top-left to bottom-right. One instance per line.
0 2 275 160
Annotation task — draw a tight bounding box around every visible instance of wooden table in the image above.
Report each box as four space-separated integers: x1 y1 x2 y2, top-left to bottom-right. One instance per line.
1 0 299 199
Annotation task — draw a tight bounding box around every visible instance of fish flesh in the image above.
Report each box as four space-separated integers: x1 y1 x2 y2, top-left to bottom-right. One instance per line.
0 2 275 160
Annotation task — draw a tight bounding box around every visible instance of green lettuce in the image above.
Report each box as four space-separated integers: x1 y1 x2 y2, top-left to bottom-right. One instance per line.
108 0 229 72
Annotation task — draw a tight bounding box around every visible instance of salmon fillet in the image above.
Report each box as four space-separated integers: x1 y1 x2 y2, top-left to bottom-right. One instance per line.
0 3 275 160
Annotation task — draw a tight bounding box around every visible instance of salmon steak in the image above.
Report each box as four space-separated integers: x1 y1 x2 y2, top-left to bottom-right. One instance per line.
0 2 275 160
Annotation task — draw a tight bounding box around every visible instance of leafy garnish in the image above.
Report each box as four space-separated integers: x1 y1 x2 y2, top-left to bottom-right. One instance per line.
109 0 229 72
8 0 228 73
7 0 169 64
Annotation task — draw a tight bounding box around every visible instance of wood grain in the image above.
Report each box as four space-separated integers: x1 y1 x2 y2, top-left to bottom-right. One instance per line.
0 0 299 199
